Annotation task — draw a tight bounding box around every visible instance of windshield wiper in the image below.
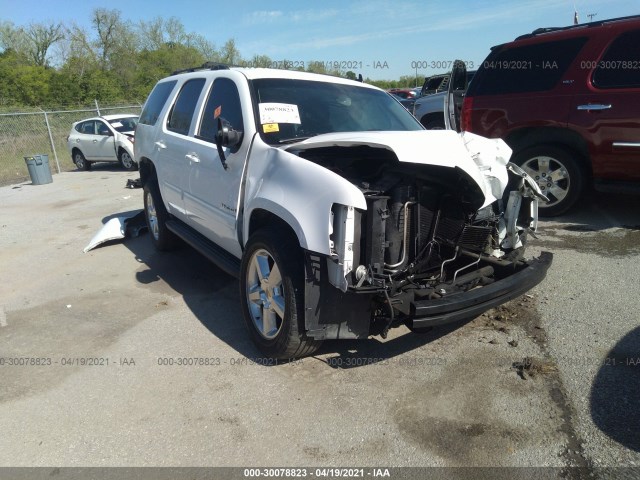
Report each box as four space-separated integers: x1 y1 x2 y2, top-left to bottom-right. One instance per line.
278 135 317 145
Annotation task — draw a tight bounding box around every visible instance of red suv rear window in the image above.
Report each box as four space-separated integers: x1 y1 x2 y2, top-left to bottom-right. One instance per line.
468 37 588 96
592 29 640 89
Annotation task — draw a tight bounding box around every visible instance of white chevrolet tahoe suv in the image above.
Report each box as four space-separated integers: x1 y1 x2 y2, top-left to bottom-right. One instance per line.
135 63 552 359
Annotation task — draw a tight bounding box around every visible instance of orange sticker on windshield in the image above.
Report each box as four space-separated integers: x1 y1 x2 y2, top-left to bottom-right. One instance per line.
263 123 279 133
214 105 222 118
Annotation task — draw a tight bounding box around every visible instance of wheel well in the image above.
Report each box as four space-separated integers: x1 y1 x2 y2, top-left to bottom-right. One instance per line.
248 209 300 249
71 147 82 157
139 158 155 185
505 127 592 174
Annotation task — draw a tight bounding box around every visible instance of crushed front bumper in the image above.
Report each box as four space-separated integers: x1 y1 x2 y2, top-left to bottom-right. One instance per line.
410 251 553 328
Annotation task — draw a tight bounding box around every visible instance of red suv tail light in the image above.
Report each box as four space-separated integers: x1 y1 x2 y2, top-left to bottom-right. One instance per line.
461 96 473 132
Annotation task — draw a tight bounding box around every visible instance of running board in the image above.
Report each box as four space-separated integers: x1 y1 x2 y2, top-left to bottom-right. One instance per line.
166 220 241 278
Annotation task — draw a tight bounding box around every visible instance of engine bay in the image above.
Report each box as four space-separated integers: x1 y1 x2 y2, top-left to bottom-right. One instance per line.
296 144 537 334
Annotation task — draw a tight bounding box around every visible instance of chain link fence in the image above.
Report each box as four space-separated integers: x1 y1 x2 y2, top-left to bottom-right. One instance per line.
0 102 143 186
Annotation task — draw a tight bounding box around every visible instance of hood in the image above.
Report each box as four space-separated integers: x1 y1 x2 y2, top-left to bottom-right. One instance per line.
287 130 511 207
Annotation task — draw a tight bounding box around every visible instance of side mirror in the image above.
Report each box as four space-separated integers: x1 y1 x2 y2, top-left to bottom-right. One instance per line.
215 117 243 171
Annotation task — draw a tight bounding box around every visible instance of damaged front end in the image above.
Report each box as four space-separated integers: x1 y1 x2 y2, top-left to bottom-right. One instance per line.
294 132 552 340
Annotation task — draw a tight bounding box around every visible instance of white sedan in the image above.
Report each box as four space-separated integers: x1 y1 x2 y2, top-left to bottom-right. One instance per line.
67 114 139 171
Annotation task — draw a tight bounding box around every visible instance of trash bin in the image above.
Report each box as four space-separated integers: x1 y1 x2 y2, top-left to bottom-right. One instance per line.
24 154 53 185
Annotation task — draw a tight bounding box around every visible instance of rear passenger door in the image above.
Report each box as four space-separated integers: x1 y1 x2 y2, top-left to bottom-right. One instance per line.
569 28 640 181
183 76 248 257
155 78 207 219
73 121 100 160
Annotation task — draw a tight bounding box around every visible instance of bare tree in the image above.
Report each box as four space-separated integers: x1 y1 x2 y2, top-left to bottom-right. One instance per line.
0 21 29 59
92 8 124 68
186 33 218 61
138 18 165 50
25 22 64 66
220 38 241 65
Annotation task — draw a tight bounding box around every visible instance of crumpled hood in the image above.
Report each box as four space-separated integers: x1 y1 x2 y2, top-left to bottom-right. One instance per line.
288 130 512 208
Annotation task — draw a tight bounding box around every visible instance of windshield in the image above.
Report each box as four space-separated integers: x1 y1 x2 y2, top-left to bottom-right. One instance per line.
251 78 422 145
108 116 138 133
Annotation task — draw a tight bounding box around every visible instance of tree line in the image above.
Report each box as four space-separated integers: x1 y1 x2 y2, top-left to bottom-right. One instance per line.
0 9 419 109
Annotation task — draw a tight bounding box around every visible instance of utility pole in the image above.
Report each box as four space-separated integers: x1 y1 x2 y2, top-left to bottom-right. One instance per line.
587 13 597 22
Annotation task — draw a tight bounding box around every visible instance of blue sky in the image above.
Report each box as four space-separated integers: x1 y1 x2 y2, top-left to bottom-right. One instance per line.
2 0 638 81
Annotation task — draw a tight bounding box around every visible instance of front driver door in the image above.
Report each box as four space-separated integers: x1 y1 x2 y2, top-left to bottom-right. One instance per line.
184 76 249 258
93 120 116 160
444 60 467 132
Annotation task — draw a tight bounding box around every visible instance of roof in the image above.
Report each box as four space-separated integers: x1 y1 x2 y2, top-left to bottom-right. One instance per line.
166 64 379 90
100 114 139 121
514 14 640 41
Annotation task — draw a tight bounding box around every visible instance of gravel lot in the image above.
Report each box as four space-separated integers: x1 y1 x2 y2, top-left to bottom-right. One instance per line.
0 168 638 477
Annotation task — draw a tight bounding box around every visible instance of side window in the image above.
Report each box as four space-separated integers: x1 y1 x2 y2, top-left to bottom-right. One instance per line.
592 30 640 89
97 121 110 135
198 78 244 143
167 78 206 136
471 37 587 95
79 121 96 135
139 80 177 126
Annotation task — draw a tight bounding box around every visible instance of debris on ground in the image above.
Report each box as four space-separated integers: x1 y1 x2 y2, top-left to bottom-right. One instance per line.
126 178 142 189
512 357 557 380
83 210 147 253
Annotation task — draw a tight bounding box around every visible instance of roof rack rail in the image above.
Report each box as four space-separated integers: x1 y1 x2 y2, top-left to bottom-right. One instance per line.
171 62 230 76
514 14 640 40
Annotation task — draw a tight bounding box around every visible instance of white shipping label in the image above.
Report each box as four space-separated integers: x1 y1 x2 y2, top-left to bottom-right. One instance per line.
259 103 301 125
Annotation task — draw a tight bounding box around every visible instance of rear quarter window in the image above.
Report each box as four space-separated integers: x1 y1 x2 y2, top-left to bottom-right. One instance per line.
469 37 588 95
592 29 640 89
139 81 177 126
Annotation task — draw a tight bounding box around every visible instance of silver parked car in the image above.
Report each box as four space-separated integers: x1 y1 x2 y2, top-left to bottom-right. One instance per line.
66 114 139 171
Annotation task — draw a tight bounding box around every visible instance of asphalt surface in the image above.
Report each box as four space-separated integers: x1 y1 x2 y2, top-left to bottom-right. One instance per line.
0 168 638 477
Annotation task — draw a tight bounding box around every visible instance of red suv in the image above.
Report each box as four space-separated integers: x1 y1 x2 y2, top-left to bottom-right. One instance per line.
461 15 640 215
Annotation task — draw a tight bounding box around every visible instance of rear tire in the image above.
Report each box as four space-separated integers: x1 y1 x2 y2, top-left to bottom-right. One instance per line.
240 228 322 359
143 176 178 251
512 145 586 217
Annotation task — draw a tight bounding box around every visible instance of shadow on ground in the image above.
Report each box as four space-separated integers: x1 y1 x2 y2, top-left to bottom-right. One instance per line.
590 326 640 452
122 233 454 366
538 191 639 231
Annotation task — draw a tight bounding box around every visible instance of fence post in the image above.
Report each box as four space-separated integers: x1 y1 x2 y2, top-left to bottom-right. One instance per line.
41 109 61 174
95 99 101 116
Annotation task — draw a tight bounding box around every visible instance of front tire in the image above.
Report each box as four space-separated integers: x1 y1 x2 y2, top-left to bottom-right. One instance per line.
240 229 321 359
143 177 178 251
119 150 137 171
512 145 586 217
73 150 91 171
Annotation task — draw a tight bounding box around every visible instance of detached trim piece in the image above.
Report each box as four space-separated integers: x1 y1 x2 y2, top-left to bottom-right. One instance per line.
411 251 553 328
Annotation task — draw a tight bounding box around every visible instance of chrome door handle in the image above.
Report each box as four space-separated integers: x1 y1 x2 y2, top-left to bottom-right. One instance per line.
93 139 98 143
185 153 200 163
577 104 612 111
154 141 167 149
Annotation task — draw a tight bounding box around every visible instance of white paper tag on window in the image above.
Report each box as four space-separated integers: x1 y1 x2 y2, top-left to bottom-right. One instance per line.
111 122 123 128
259 103 301 125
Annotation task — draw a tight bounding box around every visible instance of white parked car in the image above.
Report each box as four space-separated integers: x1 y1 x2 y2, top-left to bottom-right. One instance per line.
135 64 552 359
67 114 139 171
